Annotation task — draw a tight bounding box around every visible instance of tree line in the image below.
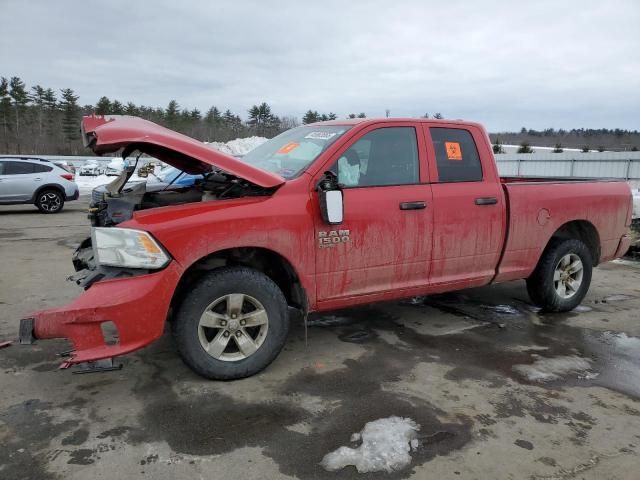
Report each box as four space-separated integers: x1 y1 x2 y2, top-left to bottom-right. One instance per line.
491 127 640 152
0 76 301 155
2 75 637 155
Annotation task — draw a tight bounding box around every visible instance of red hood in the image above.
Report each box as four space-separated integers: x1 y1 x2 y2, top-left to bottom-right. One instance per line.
80 115 284 188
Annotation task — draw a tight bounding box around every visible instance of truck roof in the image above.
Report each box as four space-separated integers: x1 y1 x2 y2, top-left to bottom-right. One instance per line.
313 118 484 129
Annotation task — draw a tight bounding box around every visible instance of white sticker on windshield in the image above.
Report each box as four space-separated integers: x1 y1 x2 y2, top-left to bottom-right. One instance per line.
305 131 337 140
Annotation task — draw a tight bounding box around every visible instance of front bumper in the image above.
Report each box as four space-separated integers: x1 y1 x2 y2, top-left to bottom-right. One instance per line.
20 261 182 367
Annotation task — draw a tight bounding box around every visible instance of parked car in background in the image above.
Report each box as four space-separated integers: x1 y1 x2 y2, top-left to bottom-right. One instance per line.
53 160 76 174
79 161 103 176
0 156 79 213
155 166 203 186
105 158 125 176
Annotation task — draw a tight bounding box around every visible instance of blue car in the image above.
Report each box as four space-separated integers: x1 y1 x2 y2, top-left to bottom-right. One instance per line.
156 166 203 186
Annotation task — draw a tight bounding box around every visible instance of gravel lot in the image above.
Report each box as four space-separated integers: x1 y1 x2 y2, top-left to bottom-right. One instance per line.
1 198 640 479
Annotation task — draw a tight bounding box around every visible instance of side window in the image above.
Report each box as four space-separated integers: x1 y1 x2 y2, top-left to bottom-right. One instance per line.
32 163 53 173
0 161 5 175
4 161 36 175
430 128 482 182
333 127 419 187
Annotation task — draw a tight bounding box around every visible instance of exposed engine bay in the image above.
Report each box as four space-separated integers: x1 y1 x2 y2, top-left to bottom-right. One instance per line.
89 163 274 227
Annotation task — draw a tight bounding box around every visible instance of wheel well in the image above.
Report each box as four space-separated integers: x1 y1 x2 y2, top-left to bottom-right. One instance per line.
33 184 64 202
549 220 600 264
170 247 307 319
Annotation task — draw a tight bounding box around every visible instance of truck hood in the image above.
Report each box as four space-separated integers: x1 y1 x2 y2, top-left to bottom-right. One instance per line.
81 115 284 188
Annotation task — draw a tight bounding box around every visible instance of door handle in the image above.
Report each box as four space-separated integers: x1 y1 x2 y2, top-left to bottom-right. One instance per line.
400 201 426 210
475 197 498 206
34 177 42 181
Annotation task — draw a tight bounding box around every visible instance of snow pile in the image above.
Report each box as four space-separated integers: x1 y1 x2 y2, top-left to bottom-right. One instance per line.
513 354 592 382
632 189 640 219
320 416 420 473
206 136 267 156
75 173 159 194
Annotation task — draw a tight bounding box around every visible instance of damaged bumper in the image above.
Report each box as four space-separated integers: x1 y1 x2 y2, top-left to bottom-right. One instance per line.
20 261 182 367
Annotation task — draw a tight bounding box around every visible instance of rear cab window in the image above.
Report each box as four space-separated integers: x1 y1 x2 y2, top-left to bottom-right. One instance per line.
430 128 482 182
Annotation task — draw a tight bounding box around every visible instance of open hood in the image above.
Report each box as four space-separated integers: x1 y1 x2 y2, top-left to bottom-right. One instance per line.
81 115 284 188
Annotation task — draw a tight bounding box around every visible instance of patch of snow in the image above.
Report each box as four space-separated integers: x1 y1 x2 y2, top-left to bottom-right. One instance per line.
206 136 267 156
320 416 420 473
602 331 640 352
513 354 593 382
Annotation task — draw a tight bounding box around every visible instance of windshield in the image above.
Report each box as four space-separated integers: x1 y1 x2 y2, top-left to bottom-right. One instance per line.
241 125 351 178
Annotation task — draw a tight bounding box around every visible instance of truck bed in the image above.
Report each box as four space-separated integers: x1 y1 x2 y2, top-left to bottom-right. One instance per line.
495 177 631 283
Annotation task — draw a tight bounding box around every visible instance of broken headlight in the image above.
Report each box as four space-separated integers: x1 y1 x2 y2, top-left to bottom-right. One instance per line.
91 227 170 269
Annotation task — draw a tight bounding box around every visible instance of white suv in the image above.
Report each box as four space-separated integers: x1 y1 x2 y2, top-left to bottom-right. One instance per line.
0 157 79 213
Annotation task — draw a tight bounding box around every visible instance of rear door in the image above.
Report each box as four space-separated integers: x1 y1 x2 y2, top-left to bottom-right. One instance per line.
0 161 43 201
423 125 506 286
313 123 434 303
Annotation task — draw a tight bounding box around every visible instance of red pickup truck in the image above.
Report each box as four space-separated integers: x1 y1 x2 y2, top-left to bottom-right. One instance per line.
20 115 633 379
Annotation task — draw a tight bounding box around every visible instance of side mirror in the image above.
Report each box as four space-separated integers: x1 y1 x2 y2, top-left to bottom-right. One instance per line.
318 171 344 225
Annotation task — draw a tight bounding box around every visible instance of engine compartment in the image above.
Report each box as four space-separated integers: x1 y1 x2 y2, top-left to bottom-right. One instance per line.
89 168 275 227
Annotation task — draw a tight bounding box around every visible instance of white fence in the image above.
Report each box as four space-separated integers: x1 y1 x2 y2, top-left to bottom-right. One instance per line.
495 153 640 190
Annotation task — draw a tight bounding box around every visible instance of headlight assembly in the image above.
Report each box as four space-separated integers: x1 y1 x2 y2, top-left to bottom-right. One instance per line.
91 227 170 269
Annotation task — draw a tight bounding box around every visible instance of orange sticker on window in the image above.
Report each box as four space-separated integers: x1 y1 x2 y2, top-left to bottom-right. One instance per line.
277 142 299 154
445 142 462 160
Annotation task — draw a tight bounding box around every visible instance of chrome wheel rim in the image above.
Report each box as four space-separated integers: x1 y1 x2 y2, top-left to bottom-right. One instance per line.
198 293 269 362
553 253 584 299
40 192 61 212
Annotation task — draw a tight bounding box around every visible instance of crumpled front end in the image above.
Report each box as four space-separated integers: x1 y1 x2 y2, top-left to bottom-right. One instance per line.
20 261 182 367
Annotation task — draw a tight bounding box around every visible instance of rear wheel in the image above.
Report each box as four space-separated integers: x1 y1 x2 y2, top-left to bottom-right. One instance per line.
173 267 289 380
526 238 593 312
35 189 64 213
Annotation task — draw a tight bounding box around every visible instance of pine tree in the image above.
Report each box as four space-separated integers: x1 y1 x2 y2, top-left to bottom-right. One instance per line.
328 112 337 120
348 113 356 119
9 77 29 150
165 100 180 129
433 112 443 119
582 145 590 152
517 141 533 154
59 88 80 147
124 102 139 116
95 96 111 115
492 138 504 154
0 77 12 151
553 143 563 153
357 112 366 118
29 85 47 149
111 100 124 115
302 110 319 124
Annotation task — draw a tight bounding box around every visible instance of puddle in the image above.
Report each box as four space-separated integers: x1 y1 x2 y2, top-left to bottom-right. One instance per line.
338 330 376 344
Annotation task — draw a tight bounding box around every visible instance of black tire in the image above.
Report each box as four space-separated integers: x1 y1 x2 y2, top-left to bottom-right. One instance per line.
526 238 593 312
173 266 289 380
35 189 64 213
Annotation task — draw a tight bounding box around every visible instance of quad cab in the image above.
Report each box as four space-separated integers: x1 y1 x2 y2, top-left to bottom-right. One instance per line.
20 115 633 379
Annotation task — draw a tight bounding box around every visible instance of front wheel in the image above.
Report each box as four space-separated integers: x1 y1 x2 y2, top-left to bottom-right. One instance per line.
173 267 289 380
526 238 593 312
35 189 64 213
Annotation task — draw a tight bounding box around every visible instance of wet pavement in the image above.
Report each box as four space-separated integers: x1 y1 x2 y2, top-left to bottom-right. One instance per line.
1 199 640 479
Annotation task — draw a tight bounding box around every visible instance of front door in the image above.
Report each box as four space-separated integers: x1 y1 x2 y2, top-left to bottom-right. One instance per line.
314 124 433 302
0 160 42 202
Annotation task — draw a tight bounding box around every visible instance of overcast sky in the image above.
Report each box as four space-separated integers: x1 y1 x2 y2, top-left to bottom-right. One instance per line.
2 0 638 131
